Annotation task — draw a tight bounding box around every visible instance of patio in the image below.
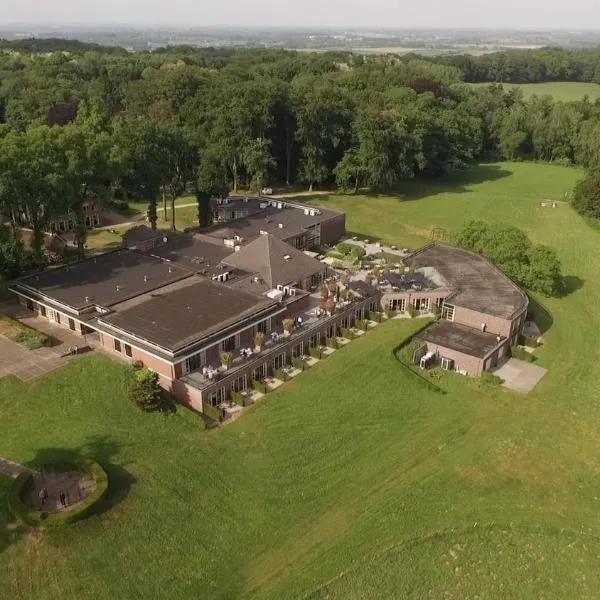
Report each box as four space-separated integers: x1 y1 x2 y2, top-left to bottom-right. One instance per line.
493 358 548 393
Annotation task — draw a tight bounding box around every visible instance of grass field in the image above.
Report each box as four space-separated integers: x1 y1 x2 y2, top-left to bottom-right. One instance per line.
471 81 600 101
3 161 600 598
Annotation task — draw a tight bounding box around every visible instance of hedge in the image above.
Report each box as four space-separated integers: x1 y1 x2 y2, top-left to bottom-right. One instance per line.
510 346 536 363
308 345 322 359
341 327 354 340
252 379 269 394
520 335 540 348
407 305 417 318
291 356 305 371
274 368 287 382
230 390 247 407
202 402 223 422
8 459 109 529
326 337 338 349
481 371 504 386
355 319 369 332
369 311 382 323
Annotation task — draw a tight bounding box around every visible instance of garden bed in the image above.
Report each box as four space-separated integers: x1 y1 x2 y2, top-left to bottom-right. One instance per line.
0 315 50 349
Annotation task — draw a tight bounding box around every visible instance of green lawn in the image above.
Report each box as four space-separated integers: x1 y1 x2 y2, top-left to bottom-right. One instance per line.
3 161 600 598
471 81 600 101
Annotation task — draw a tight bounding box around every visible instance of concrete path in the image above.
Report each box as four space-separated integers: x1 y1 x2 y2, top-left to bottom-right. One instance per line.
0 457 33 479
493 358 547 394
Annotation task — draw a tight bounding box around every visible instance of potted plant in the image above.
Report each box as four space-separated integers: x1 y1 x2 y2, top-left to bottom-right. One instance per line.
220 351 233 370
282 319 294 337
324 297 336 315
254 331 265 352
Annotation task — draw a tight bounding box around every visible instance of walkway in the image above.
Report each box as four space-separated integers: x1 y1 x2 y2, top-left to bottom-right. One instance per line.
0 457 33 479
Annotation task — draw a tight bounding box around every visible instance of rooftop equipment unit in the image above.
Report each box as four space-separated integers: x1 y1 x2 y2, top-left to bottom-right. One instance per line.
278 223 284 229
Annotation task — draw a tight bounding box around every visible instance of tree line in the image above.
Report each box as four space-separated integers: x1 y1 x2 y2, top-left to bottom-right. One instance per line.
0 44 599 279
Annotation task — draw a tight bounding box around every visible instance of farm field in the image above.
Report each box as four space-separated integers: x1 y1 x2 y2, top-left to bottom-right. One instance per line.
3 161 600 599
471 81 600 101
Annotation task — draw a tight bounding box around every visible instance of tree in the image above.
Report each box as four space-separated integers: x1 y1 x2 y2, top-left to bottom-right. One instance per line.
523 245 562 296
196 153 230 227
334 147 365 193
111 118 168 230
0 225 27 280
59 119 113 258
572 172 600 219
130 368 162 412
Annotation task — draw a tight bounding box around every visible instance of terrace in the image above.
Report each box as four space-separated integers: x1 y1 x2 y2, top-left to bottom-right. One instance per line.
180 285 376 392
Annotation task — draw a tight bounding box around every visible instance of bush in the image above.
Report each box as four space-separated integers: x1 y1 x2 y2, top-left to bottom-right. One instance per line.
341 328 354 340
220 351 233 369
129 368 162 411
397 339 424 365
385 308 394 319
481 370 504 386
274 368 287 382
291 356 305 371
252 379 268 394
202 402 223 422
355 319 369 331
132 359 144 370
509 346 536 363
336 242 366 259
326 336 338 349
369 311 382 323
407 304 417 318
230 390 248 407
8 459 109 529
520 335 540 348
13 330 49 349
308 345 322 359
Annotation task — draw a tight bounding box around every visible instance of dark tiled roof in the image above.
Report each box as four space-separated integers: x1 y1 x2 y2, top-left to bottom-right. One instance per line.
18 249 191 310
418 320 504 358
99 279 276 352
410 244 528 319
221 234 325 288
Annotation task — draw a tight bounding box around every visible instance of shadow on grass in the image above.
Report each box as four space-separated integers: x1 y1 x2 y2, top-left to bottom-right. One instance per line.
527 297 554 335
557 275 584 298
25 435 136 517
0 476 27 556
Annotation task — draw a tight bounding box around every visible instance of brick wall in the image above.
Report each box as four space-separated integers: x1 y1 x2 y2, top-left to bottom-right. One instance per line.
453 306 514 338
320 214 346 246
421 343 485 376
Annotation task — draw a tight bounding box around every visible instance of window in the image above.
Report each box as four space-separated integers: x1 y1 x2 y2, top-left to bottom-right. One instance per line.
391 298 406 312
291 342 304 358
441 357 454 371
272 353 286 370
40 306 47 317
257 320 268 334
221 335 236 352
184 351 205 374
412 298 429 311
232 375 247 392
441 303 455 321
124 344 132 358
68 318 76 331
113 339 122 353
55 312 61 324
253 364 266 381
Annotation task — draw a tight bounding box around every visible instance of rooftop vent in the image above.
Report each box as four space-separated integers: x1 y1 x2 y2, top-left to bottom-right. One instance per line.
278 223 284 229
277 202 283 209
84 296 89 303
304 208 309 215
283 254 291 261
143 275 148 282
116 285 122 291
168 267 173 273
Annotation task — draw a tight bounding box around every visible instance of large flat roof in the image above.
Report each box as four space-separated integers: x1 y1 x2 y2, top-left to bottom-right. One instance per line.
18 249 191 311
418 320 504 359
410 244 527 319
99 279 276 352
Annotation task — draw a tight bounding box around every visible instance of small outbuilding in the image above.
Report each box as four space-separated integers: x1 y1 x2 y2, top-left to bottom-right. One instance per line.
122 225 166 252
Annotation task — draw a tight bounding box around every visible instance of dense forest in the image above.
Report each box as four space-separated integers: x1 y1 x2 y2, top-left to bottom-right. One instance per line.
0 42 599 278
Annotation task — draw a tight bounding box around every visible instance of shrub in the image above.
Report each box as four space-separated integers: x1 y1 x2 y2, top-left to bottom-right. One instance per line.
355 319 368 331
130 368 162 411
308 345 322 359
220 351 233 369
509 346 536 362
336 242 366 259
520 335 540 348
291 356 305 371
8 460 109 529
407 304 417 318
202 402 223 422
397 339 424 365
481 371 504 386
274 368 287 382
326 336 338 349
341 328 354 340
369 311 382 323
254 331 265 349
385 308 394 319
230 390 248 407
13 330 49 349
252 379 268 394
132 359 144 370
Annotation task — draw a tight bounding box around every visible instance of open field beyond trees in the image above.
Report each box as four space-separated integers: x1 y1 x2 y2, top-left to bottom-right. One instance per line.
3 162 600 599
471 81 600 101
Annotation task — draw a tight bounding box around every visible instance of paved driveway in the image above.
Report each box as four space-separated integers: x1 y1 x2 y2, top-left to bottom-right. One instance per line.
493 358 547 393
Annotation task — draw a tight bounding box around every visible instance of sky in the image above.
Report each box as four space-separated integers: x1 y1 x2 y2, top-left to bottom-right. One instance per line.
2 0 600 29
